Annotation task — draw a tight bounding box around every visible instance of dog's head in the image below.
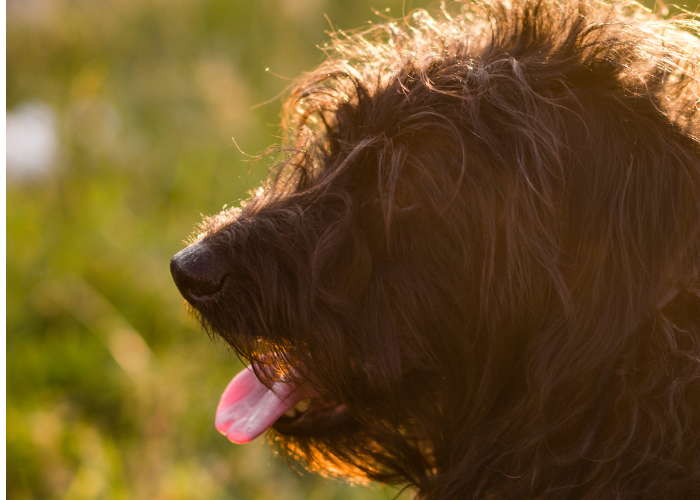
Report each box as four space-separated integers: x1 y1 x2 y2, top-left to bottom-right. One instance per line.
172 1 700 496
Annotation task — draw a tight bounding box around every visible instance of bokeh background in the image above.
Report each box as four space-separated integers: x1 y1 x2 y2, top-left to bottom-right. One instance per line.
7 0 695 499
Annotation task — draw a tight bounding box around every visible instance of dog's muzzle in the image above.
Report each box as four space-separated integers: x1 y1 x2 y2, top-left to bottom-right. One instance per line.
170 242 228 305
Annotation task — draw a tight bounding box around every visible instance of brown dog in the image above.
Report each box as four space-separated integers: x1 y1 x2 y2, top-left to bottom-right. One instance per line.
171 1 700 498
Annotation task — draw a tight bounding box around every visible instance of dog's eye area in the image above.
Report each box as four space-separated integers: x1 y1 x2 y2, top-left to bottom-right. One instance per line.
395 185 414 208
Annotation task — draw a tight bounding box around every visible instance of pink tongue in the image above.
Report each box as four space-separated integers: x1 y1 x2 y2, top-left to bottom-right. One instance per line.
215 364 303 444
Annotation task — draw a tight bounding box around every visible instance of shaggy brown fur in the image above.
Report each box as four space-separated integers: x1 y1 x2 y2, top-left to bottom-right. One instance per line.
171 1 700 498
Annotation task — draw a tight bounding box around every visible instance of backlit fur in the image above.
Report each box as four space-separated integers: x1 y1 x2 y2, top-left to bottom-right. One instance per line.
186 1 700 498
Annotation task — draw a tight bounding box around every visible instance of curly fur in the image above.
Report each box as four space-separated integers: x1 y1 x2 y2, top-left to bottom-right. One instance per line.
172 1 700 498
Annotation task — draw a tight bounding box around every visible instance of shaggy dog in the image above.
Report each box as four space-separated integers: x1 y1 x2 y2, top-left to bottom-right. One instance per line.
171 1 700 498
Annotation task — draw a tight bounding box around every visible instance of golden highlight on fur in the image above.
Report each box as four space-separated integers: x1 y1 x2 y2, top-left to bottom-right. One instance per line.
172 1 700 498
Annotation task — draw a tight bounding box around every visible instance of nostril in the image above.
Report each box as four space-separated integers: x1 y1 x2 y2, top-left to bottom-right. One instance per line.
171 262 226 299
186 273 224 298
170 243 228 303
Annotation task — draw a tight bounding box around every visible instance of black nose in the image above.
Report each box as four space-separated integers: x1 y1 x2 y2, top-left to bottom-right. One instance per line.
170 243 227 304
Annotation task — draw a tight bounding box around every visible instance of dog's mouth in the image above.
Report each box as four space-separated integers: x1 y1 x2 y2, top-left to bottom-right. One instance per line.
215 363 348 443
272 397 349 436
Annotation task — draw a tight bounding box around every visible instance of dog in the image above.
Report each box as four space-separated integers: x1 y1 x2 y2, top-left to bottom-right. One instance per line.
170 1 700 498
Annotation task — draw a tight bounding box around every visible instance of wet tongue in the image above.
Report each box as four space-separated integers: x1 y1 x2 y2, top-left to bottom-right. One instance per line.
215 364 302 444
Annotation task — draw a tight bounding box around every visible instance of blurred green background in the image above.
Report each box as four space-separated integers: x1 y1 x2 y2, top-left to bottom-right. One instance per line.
7 0 695 499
